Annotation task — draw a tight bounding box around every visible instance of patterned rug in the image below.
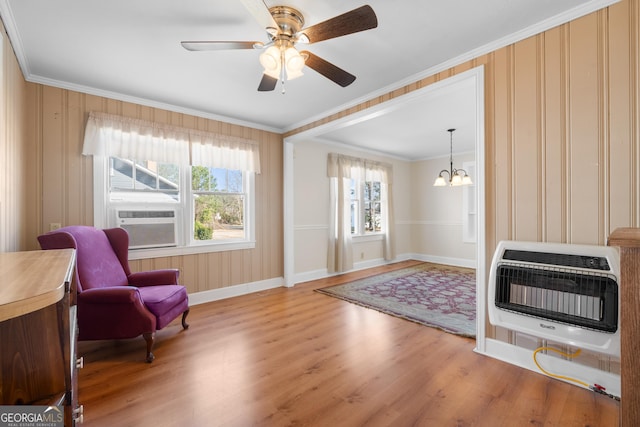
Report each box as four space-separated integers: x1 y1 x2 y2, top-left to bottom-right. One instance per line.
316 263 476 337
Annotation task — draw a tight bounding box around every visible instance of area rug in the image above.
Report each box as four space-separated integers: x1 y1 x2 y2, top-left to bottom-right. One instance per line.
316 263 476 337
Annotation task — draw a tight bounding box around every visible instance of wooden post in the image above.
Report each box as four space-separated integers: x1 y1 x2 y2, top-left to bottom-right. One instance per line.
608 228 640 426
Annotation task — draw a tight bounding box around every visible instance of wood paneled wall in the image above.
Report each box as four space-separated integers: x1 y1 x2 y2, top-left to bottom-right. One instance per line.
287 0 640 267
491 0 638 249
1 21 29 253
23 86 284 294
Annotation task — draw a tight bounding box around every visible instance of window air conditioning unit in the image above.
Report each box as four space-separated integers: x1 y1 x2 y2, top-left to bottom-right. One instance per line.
116 210 177 249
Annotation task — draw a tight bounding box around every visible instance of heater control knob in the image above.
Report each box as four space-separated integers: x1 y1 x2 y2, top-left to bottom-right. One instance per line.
583 256 609 270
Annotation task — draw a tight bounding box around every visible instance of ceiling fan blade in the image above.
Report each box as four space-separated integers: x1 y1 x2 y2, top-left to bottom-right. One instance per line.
258 74 278 91
239 0 279 34
299 5 378 44
181 41 261 51
301 51 356 87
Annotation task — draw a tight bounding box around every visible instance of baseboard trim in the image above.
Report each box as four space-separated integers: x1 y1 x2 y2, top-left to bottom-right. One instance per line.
408 253 476 269
291 253 474 285
188 277 284 306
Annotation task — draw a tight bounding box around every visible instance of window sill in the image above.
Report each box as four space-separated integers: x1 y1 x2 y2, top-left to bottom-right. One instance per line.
128 240 256 260
352 233 384 243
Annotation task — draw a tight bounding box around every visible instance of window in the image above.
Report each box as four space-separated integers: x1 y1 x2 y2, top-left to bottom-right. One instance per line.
192 166 245 241
110 158 180 202
100 156 254 257
350 179 382 235
364 180 382 233
84 111 260 259
327 152 395 273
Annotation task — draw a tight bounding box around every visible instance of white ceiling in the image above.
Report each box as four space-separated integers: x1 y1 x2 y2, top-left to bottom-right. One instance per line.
314 74 479 159
0 0 617 159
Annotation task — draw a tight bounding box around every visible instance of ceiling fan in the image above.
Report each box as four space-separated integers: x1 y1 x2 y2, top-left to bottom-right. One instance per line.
181 0 378 92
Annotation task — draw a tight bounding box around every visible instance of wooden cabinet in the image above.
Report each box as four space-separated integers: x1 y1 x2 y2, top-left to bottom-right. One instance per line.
0 249 82 425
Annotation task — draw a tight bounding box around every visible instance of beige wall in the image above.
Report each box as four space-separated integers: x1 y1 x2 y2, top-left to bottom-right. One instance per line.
411 152 477 263
292 140 416 277
292 140 476 279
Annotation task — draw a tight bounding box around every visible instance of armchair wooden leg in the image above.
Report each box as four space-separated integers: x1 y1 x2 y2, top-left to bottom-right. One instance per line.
181 309 190 330
143 332 155 363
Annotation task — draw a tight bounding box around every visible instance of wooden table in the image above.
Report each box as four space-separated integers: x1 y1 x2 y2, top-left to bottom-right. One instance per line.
0 249 75 321
0 249 80 425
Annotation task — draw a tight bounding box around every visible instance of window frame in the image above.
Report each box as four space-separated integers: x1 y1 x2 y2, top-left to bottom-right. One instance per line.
349 178 384 237
190 166 249 246
92 156 256 260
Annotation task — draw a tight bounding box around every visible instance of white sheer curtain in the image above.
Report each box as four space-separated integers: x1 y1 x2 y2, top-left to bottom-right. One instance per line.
327 154 354 273
82 111 260 172
327 153 395 273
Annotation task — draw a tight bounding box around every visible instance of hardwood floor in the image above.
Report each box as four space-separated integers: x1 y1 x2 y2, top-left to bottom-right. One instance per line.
77 260 619 426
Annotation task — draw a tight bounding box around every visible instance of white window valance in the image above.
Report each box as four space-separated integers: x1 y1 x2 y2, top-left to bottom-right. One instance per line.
82 111 261 173
327 153 392 184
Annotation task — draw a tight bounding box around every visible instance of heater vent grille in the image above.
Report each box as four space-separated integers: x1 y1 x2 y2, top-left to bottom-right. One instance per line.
502 249 611 271
495 264 618 333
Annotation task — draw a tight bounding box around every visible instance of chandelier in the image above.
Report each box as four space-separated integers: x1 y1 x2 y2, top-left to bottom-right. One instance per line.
433 128 472 187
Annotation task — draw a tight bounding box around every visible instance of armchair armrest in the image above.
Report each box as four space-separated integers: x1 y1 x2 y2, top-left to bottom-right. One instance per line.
128 269 179 287
78 287 142 304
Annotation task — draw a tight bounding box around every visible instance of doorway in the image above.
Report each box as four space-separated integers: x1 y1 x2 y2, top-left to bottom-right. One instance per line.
283 65 486 350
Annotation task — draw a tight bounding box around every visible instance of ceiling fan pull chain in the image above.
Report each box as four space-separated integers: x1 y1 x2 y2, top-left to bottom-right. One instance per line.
281 50 286 94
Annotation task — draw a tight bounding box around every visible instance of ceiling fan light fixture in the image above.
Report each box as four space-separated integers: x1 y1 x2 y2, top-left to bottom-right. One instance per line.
286 68 304 80
284 47 305 79
259 46 280 71
285 47 304 70
263 67 281 80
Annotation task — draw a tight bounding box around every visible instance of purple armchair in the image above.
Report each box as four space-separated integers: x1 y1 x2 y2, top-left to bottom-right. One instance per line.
38 225 189 362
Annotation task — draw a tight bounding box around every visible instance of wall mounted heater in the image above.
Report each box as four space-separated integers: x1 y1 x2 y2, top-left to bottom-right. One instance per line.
488 241 620 356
